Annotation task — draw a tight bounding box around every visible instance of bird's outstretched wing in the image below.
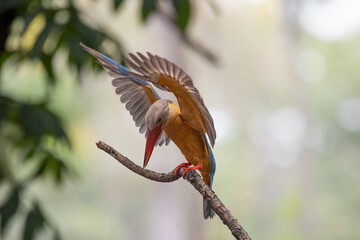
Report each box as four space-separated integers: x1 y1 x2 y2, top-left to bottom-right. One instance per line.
124 52 216 147
81 43 170 146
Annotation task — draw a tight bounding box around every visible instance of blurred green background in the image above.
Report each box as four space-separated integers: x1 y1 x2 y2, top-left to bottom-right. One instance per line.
1 0 360 239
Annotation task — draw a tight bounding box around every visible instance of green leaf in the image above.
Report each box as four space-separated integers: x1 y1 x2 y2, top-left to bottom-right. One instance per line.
0 187 21 235
20 9 42 36
30 149 71 184
0 51 15 69
141 0 157 21
25 145 37 159
0 161 6 183
172 0 191 32
31 157 48 180
47 153 69 184
17 104 70 145
23 204 45 240
30 19 57 58
40 53 55 83
0 96 9 123
113 0 124 10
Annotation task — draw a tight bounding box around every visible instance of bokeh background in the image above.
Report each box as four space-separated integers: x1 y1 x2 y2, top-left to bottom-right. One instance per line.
1 0 360 239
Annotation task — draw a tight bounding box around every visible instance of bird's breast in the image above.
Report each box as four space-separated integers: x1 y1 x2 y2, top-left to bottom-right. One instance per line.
163 103 207 164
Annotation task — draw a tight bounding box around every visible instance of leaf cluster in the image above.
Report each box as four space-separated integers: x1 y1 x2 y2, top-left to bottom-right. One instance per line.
0 0 122 238
0 95 71 239
141 0 191 32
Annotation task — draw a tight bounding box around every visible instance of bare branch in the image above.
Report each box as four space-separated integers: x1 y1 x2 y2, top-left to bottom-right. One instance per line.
96 141 251 240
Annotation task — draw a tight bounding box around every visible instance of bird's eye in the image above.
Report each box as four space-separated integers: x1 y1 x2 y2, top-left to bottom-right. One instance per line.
157 117 162 123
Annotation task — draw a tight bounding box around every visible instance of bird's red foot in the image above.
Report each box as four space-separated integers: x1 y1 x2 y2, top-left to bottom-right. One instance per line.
183 163 201 176
174 162 191 176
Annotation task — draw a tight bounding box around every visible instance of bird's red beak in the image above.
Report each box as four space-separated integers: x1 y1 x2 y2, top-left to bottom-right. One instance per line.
144 126 162 168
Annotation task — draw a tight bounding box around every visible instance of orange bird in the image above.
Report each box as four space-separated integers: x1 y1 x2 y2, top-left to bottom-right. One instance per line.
81 43 217 219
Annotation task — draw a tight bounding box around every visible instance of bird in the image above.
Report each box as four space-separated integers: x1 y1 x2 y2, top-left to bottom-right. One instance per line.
81 43 217 219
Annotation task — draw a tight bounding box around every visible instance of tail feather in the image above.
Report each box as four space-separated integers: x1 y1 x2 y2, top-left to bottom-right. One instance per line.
203 139 216 219
203 199 215 219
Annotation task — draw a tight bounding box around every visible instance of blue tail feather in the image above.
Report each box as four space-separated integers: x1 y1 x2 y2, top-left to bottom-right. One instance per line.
206 139 216 189
204 139 216 219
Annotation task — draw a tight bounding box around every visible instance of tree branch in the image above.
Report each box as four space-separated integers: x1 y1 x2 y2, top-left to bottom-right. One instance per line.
96 141 251 240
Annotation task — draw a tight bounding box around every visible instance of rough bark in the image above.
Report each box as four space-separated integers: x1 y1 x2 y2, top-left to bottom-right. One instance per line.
96 141 251 240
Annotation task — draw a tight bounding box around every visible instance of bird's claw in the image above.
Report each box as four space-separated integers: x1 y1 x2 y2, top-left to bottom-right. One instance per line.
182 163 201 176
174 162 191 176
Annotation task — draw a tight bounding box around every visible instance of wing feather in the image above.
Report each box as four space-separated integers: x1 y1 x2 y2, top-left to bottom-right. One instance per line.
81 43 171 146
124 53 216 147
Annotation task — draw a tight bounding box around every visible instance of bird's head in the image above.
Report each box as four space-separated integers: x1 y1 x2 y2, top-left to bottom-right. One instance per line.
143 99 172 168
